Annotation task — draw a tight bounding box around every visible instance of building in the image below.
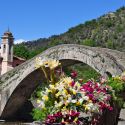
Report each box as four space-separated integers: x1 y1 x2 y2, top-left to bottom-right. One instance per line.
0 30 26 75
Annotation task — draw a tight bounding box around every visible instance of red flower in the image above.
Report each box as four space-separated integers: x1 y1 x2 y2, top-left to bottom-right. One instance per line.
69 110 80 117
70 81 75 87
71 71 77 78
109 107 113 111
88 94 94 100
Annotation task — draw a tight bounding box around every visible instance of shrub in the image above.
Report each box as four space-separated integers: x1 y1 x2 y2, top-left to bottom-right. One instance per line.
80 39 95 47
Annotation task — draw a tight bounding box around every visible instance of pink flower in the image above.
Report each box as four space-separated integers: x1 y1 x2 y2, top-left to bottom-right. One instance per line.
88 94 94 100
109 107 113 111
53 112 63 117
69 110 80 117
71 71 77 78
100 76 107 84
70 81 75 87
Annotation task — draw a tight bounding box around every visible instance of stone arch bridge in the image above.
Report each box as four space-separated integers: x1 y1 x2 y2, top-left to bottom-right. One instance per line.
0 44 125 121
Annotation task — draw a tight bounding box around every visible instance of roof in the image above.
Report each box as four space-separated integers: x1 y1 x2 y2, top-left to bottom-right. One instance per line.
0 55 25 61
1 29 14 38
13 55 26 61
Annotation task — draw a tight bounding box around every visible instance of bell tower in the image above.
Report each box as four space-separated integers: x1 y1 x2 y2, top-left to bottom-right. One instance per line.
1 29 14 75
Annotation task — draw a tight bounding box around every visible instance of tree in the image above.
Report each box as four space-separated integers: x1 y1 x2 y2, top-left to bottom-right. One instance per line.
14 44 30 59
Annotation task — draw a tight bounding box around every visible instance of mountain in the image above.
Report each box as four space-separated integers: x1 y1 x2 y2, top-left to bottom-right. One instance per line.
14 6 125 59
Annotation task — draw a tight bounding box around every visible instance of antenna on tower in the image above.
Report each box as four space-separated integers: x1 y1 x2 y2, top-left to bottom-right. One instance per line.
7 26 10 32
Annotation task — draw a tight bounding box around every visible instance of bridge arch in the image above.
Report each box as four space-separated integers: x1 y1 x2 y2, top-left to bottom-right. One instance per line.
0 44 125 120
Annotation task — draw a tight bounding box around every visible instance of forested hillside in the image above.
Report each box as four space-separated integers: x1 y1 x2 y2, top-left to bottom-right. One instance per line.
14 6 125 59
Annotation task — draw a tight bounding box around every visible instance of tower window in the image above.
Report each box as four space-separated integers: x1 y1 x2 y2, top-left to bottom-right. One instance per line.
3 45 6 53
9 44 12 54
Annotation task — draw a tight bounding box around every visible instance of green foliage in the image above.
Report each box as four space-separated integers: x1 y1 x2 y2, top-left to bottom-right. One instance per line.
80 39 95 47
108 77 125 108
32 89 56 121
116 25 124 33
48 39 63 47
116 6 125 13
28 47 47 59
115 97 124 108
108 78 124 93
84 19 97 27
68 24 83 33
106 40 114 49
32 108 47 121
105 20 114 28
14 45 47 59
64 63 100 82
14 44 30 59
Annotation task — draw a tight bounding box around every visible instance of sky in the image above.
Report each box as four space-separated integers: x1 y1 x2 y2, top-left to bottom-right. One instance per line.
0 0 125 43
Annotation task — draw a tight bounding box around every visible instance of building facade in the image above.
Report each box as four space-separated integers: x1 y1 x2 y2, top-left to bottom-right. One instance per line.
0 30 25 75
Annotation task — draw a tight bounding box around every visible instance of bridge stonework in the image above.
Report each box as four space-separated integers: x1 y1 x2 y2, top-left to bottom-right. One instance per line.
0 44 125 119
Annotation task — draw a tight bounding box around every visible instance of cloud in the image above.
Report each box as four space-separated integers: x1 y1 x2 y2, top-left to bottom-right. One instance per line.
14 39 27 44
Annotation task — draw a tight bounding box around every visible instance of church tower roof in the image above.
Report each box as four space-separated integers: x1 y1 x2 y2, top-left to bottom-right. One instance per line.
2 29 14 39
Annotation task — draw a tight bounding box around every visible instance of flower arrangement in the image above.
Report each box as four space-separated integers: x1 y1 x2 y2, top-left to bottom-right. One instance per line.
32 58 114 125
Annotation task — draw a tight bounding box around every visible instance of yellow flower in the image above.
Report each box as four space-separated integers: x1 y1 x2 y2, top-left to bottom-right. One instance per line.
67 94 71 97
35 58 60 70
58 101 63 107
46 89 52 93
42 107 46 110
63 89 68 95
72 89 76 95
85 106 89 111
61 106 67 112
48 60 61 69
76 101 80 106
49 85 55 89
75 81 80 88
113 76 121 80
55 91 61 97
74 117 78 122
88 100 92 103
35 57 47 68
63 77 73 85
42 95 48 101
83 104 89 110
37 99 41 104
